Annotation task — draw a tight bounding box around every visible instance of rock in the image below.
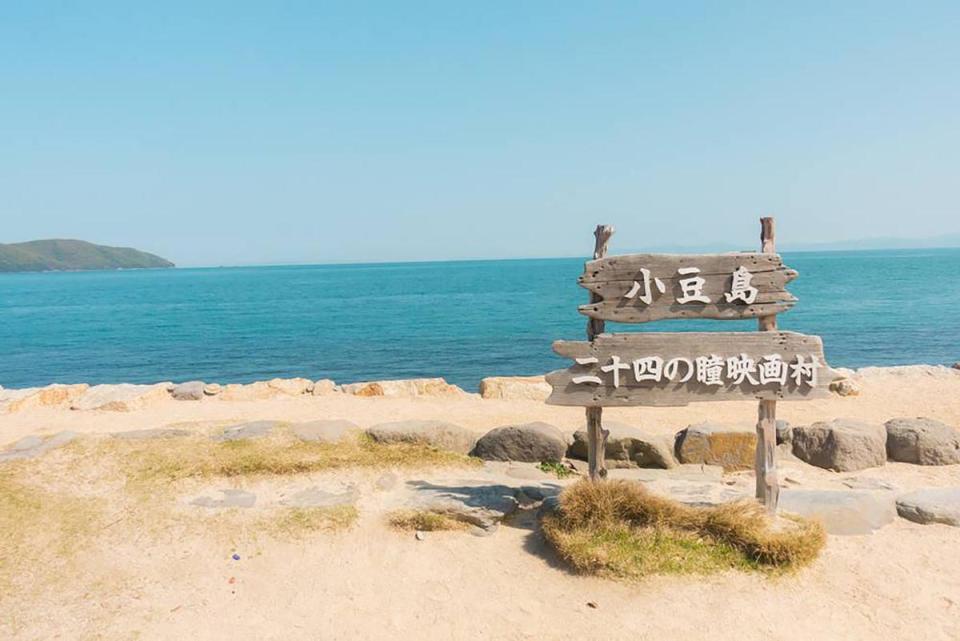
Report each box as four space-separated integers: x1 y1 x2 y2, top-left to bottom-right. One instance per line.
0 431 78 463
568 422 676 469
402 480 519 530
792 419 886 472
1 384 89 413
841 477 897 491
472 422 567 462
171 381 205 401
675 423 756 472
190 489 257 509
281 484 359 508
776 420 791 445
111 428 192 440
779 489 897 535
885 417 960 465
478 376 551 401
642 479 751 508
213 420 281 442
70 383 171 411
218 382 283 401
415 531 426 541
366 420 476 454
312 379 337 396
829 378 861 397
342 378 466 398
376 472 399 491
267 378 314 396
896 488 960 526
292 419 361 443
952 362 960 370
203 383 222 396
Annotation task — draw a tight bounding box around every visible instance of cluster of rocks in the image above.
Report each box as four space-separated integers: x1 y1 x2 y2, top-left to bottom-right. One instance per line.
0 376 472 413
783 417 960 471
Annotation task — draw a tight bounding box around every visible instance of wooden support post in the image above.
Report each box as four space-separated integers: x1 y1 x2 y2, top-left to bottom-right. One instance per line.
756 216 779 512
586 225 614 482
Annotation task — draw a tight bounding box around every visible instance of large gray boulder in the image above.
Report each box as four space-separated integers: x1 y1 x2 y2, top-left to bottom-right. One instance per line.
472 422 567 462
896 488 960 526
171 381 205 401
791 419 886 472
365 420 476 454
885 417 960 465
568 422 676 469
674 423 756 472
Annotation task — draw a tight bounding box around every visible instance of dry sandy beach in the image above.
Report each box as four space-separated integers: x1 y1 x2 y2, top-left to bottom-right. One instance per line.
1 366 959 641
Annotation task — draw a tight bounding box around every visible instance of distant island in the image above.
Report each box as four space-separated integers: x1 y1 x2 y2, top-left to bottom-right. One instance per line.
0 239 174 273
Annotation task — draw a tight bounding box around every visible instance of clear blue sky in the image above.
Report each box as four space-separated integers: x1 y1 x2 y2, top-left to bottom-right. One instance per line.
2 2 958 266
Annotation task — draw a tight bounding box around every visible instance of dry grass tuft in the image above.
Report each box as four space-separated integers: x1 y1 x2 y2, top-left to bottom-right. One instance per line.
261 506 359 539
542 480 825 579
387 509 471 532
73 431 478 490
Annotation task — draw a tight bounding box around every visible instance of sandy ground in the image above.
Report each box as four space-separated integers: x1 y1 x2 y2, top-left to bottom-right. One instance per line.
2 367 959 641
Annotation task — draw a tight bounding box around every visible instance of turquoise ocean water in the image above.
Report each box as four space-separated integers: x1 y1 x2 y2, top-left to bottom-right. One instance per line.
1 249 958 391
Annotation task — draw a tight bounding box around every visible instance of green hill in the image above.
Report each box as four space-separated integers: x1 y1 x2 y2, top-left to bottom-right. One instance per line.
0 239 174 272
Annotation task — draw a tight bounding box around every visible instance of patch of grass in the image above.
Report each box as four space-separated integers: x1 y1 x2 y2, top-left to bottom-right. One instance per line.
387 509 471 532
542 480 825 580
538 460 575 479
261 506 358 539
0 467 105 594
82 432 479 488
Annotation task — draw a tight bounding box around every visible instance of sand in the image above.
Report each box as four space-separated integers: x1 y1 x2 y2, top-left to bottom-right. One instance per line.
1 367 959 640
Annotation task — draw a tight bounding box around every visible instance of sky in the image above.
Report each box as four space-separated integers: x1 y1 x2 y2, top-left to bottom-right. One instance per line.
1 2 958 266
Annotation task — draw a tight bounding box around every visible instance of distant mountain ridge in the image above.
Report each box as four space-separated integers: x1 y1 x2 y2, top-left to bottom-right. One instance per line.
0 239 174 272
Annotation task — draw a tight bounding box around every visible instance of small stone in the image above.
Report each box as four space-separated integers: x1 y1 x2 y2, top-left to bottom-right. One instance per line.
171 381 205 401
203 383 222 396
472 422 567 463
776 420 791 445
885 417 960 465
415 531 426 541
829 379 861 397
896 488 960 526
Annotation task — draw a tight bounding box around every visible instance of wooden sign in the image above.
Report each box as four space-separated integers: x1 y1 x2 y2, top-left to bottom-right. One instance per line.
557 218 833 514
578 252 798 323
545 331 835 407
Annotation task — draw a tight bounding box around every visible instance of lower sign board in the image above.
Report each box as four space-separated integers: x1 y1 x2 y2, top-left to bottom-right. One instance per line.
545 331 837 407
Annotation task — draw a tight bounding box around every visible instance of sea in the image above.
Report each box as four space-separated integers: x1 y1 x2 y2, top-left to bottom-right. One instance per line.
1 248 958 392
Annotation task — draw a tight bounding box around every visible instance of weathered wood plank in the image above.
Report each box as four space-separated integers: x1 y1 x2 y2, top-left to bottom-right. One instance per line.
546 331 838 407
578 252 798 323
586 225 614 482
756 216 779 512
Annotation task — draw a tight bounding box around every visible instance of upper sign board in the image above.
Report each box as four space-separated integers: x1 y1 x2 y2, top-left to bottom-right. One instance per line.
578 252 798 323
